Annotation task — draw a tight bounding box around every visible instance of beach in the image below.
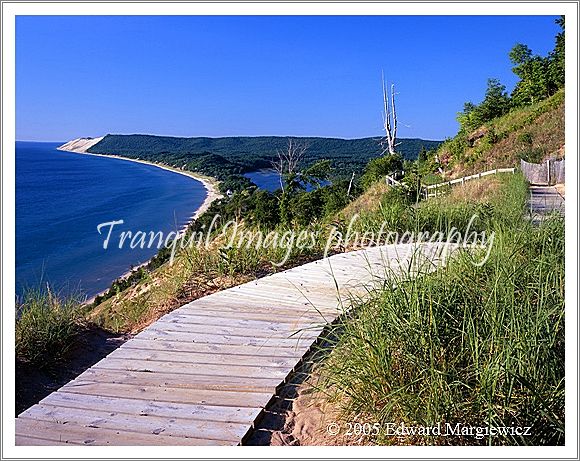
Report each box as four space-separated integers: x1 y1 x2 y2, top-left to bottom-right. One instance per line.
57 137 223 301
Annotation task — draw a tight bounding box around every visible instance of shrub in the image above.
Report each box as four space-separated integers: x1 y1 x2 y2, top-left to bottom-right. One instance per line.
361 154 404 189
291 189 325 226
518 132 534 145
252 189 280 228
323 180 357 217
518 147 545 163
16 287 84 368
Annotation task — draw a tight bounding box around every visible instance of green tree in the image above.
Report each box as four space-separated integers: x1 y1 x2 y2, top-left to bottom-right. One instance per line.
456 101 483 133
548 15 565 91
361 154 404 189
277 189 294 226
252 190 280 228
301 159 332 188
291 190 325 226
322 180 354 216
478 78 511 121
417 146 429 163
456 79 511 132
509 44 549 105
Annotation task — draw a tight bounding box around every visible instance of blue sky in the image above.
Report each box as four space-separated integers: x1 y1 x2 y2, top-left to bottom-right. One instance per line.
16 15 560 141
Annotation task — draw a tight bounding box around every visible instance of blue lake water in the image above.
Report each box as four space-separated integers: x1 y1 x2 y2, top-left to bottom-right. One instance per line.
16 142 207 298
244 169 284 192
244 169 329 192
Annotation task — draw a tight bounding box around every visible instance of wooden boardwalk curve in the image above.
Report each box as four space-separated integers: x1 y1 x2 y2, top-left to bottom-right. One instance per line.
16 243 449 446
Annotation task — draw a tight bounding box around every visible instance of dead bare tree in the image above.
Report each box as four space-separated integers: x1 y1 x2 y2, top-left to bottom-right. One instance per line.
381 72 401 156
346 171 355 197
271 138 309 192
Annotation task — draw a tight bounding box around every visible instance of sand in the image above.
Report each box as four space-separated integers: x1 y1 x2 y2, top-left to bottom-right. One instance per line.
58 136 105 153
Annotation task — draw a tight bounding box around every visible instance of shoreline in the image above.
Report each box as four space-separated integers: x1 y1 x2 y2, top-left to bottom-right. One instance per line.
57 145 223 304
57 147 223 221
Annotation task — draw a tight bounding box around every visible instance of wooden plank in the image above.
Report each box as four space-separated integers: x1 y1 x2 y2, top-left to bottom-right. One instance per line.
206 293 336 311
15 434 79 446
38 391 262 424
183 292 331 310
279 267 367 280
71 368 282 393
144 319 322 339
161 311 324 331
295 270 371 281
178 300 332 319
15 242 453 445
249 284 363 305
214 270 364 293
59 382 274 408
16 418 230 446
136 328 319 348
248 272 354 287
118 337 311 358
207 294 338 314
161 310 327 325
21 404 248 443
217 287 338 306
250 278 355 297
108 347 299 368
91 358 292 379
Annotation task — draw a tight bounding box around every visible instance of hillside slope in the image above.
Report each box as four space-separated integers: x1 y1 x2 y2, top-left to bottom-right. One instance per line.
436 90 564 178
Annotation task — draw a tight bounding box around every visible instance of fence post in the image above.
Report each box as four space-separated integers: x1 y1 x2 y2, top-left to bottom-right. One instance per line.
547 159 551 186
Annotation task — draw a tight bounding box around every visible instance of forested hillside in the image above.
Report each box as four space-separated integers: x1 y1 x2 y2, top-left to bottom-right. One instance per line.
88 134 440 183
434 90 564 178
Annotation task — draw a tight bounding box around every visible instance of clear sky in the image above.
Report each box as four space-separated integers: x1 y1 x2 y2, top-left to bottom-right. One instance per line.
16 15 560 142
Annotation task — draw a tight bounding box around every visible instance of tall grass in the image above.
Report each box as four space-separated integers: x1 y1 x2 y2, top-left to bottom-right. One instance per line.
318 174 565 445
354 173 528 237
16 286 85 368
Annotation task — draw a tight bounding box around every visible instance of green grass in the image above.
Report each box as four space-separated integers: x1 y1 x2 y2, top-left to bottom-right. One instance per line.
317 174 565 445
490 90 564 136
16 286 85 368
353 173 527 237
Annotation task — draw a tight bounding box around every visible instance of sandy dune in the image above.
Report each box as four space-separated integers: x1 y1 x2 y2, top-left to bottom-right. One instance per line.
57 136 105 153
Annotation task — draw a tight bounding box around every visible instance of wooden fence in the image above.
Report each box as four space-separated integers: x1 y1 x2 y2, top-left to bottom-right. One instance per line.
424 168 516 198
385 174 402 187
520 158 565 186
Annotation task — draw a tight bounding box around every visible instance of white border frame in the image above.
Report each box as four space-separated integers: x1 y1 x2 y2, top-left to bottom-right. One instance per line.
2 2 578 459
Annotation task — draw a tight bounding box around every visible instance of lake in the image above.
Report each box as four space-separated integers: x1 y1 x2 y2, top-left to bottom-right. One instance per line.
16 141 207 298
244 169 329 192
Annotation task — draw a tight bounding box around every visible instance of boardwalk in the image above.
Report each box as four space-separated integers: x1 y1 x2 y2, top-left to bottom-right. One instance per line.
529 185 565 222
16 243 450 446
